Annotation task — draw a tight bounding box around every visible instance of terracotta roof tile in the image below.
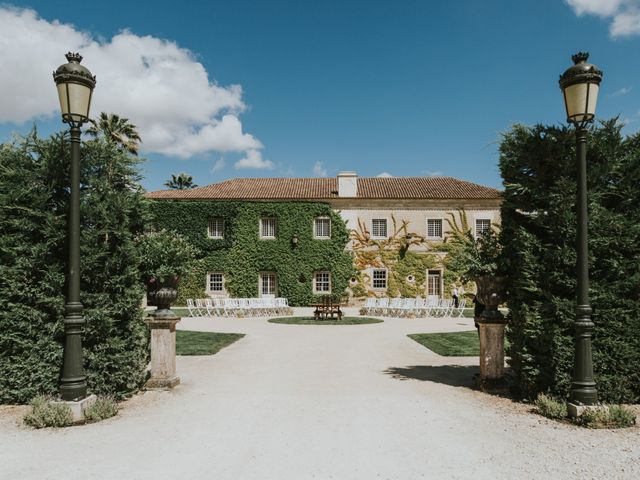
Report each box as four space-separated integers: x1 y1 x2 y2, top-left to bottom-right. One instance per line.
146 177 501 200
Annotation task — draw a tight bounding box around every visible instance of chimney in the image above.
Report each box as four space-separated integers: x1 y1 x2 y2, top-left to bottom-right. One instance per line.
337 171 358 197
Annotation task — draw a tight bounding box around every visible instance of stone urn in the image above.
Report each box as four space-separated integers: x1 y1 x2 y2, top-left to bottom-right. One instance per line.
475 275 507 323
147 276 179 318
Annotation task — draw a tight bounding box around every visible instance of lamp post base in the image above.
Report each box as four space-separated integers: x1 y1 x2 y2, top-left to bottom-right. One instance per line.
53 394 97 423
567 401 608 419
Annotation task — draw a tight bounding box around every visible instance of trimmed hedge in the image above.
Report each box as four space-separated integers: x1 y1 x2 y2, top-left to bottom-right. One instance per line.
499 119 640 403
0 131 149 404
148 200 354 306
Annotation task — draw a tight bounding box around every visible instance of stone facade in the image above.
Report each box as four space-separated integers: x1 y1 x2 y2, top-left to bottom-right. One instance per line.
147 172 502 302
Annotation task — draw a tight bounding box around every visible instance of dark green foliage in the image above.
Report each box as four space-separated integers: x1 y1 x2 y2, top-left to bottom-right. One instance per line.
499 119 640 403
136 229 198 283
0 130 149 404
149 200 354 306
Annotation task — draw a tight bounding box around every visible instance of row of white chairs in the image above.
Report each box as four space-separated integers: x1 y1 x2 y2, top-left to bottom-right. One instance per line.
187 298 292 317
362 297 467 318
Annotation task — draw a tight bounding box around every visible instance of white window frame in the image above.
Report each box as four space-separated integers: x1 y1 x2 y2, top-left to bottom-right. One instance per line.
475 218 492 239
260 217 277 239
259 272 277 298
207 217 224 239
372 269 387 290
426 269 442 299
206 272 225 293
426 218 443 240
371 218 388 239
313 271 331 294
314 217 331 239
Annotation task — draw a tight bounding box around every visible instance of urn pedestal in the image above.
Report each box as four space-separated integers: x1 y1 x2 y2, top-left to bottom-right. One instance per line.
145 278 180 389
475 276 507 382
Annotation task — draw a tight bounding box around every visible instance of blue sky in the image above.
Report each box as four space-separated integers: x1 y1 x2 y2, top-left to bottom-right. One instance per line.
1 1 639 191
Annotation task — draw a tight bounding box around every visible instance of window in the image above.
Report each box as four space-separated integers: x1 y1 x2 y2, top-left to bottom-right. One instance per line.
475 219 491 239
371 219 387 238
207 218 224 238
207 272 224 292
427 270 441 297
426 219 443 239
260 218 277 238
372 269 387 289
260 272 277 297
314 271 331 293
314 217 331 239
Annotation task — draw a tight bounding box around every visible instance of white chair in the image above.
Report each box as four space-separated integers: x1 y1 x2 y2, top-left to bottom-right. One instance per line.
454 299 467 318
387 298 402 317
204 299 216 317
363 298 376 315
186 299 198 317
195 299 207 317
212 298 225 317
414 297 427 317
375 298 389 316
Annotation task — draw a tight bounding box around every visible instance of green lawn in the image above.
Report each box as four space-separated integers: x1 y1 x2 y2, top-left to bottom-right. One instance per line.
176 330 245 355
409 330 510 356
269 316 383 325
409 331 480 356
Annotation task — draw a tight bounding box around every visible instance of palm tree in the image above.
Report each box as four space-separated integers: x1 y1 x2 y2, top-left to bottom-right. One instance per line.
165 173 197 190
86 112 142 155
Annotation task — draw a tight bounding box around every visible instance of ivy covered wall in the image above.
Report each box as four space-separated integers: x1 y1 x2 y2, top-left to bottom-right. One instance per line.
148 200 354 306
350 214 474 299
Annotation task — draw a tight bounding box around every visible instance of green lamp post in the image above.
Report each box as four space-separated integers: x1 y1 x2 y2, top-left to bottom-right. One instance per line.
53 52 96 401
559 52 602 406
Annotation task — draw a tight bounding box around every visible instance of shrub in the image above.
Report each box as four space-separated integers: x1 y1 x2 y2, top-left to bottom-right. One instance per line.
0 129 150 404
533 393 568 420
136 229 198 284
575 405 636 429
84 396 118 422
23 396 73 428
499 120 640 403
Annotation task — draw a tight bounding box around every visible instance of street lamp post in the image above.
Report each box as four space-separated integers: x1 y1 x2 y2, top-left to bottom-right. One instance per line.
53 53 96 401
559 52 603 407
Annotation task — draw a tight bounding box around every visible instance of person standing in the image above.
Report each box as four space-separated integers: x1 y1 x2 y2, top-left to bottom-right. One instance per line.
452 285 459 308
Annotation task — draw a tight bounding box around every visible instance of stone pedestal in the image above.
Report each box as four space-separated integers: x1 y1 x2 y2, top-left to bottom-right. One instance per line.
567 402 608 418
478 318 507 380
53 394 97 423
145 315 181 389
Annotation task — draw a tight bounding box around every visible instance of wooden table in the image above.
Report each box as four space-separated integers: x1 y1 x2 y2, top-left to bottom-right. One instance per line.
311 301 344 321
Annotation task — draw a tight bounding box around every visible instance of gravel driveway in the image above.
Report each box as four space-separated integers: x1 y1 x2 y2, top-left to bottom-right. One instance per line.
1 310 638 479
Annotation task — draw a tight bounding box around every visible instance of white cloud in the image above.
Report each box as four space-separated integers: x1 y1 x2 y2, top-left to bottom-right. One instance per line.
234 149 274 170
566 0 624 17
423 170 443 177
566 0 640 37
313 161 327 177
376 172 393 177
0 6 265 160
610 9 640 36
211 158 226 173
610 86 632 96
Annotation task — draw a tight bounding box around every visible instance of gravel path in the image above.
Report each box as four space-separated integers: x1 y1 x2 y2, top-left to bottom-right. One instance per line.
1 310 638 480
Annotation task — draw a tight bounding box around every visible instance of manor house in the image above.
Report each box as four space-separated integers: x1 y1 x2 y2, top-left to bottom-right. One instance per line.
147 172 501 302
